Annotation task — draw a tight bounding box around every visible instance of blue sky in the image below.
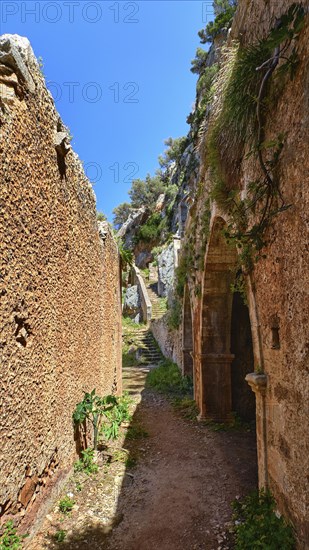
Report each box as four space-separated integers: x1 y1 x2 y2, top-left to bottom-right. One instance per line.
0 1 213 220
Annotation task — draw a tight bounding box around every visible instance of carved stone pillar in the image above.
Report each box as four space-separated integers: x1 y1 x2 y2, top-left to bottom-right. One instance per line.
246 372 268 487
198 352 234 422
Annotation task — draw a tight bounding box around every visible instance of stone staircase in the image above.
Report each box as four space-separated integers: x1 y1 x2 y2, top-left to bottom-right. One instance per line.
122 276 167 366
123 326 163 365
145 281 167 320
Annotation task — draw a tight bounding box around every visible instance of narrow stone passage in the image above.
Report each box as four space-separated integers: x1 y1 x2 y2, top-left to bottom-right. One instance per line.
107 366 257 550
28 362 257 550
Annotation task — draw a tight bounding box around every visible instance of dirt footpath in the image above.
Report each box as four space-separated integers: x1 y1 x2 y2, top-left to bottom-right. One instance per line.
28 365 257 550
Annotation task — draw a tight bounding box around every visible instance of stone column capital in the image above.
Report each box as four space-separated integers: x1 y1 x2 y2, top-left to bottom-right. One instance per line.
245 372 267 396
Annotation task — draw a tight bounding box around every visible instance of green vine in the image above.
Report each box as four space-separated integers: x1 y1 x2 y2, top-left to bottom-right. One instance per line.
208 4 305 272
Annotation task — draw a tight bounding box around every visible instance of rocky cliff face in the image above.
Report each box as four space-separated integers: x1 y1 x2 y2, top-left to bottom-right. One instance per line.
0 35 122 530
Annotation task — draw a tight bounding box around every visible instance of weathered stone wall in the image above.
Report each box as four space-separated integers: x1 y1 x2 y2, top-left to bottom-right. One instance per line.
0 35 121 528
150 316 182 369
179 3 309 546
232 5 308 545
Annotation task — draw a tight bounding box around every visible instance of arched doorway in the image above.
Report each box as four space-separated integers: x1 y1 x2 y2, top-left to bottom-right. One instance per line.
199 217 255 423
230 290 255 422
182 285 193 377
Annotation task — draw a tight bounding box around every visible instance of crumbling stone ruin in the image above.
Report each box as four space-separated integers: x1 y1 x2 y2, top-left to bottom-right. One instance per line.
180 3 308 546
1 0 309 547
119 1 309 547
0 35 121 530
181 4 309 546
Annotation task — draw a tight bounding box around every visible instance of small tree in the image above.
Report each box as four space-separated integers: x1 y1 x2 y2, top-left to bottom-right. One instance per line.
73 390 118 450
190 47 208 74
112 202 132 229
96 211 107 222
158 136 188 168
129 174 166 209
197 0 237 44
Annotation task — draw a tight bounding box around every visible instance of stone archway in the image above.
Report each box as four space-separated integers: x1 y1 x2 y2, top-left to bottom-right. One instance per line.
199 217 236 421
198 217 255 422
230 289 256 422
182 284 193 377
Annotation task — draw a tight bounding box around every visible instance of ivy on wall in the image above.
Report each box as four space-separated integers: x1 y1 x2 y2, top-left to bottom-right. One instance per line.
207 3 305 272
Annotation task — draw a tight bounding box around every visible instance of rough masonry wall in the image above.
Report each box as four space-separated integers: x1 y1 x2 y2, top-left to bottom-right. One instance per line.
150 316 183 370
0 35 121 527
181 2 309 546
231 4 309 544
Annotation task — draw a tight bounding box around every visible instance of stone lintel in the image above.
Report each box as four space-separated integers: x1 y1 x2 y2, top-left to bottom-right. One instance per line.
245 372 267 395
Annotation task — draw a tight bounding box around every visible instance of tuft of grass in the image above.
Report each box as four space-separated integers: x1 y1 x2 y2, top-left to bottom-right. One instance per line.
125 456 137 468
54 530 67 543
74 448 98 475
232 489 295 549
146 359 193 397
140 267 150 279
122 316 142 329
202 412 254 432
58 496 75 514
158 296 168 311
126 423 149 440
172 397 199 420
112 449 128 463
208 5 305 187
122 347 137 368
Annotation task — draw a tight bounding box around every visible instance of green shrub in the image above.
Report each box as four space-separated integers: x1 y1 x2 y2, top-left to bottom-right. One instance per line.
74 448 98 475
147 359 193 397
175 256 191 298
232 489 295 549
117 239 133 267
167 299 182 330
0 522 25 550
122 316 141 329
190 47 209 74
100 392 132 440
122 347 137 368
73 390 119 450
140 267 150 279
58 496 75 514
96 211 107 221
136 213 163 243
54 530 67 543
172 397 199 420
73 390 132 449
158 136 188 168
